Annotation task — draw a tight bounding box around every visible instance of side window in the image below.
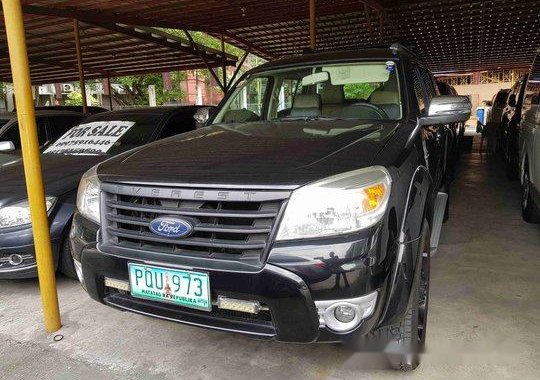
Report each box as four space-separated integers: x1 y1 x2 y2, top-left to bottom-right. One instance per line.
215 77 269 123
419 67 438 102
276 79 300 114
0 118 48 149
0 123 22 149
159 111 197 139
49 115 84 139
411 67 426 114
36 118 49 145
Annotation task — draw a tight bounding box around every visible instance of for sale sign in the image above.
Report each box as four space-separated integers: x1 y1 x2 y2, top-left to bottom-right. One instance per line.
44 121 135 155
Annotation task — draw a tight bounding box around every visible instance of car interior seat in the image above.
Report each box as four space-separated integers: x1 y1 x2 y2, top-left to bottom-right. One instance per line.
369 91 400 119
320 84 344 116
289 94 322 117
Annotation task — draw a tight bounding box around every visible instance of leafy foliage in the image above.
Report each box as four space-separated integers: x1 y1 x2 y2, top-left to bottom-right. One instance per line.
343 83 380 100
65 90 99 106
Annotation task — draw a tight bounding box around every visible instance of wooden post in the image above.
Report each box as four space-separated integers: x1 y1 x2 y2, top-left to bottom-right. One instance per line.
309 0 316 49
106 77 113 110
73 19 88 114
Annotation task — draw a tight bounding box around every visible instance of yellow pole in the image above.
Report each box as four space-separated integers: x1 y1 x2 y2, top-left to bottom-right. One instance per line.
73 19 88 114
1 0 61 333
309 0 316 49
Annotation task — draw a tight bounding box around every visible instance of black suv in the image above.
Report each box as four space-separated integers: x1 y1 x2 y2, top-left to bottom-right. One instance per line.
501 74 529 178
71 45 470 370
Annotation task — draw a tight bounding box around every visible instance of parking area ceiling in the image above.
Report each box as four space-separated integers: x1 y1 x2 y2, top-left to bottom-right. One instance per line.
2 0 539 79
0 13 237 84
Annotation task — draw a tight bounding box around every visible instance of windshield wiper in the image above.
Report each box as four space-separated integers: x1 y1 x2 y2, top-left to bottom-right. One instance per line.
278 116 340 121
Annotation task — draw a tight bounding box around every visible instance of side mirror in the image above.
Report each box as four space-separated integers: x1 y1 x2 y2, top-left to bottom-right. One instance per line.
194 106 214 128
507 94 516 107
419 95 471 126
0 141 15 152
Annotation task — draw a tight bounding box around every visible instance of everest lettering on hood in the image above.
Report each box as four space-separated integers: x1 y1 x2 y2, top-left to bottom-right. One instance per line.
44 121 135 155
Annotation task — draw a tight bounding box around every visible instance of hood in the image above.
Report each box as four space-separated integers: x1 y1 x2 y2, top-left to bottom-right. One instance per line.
0 152 21 167
0 153 105 206
98 120 398 188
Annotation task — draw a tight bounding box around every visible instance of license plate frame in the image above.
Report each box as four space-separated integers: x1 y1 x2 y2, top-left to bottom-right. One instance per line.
128 263 212 312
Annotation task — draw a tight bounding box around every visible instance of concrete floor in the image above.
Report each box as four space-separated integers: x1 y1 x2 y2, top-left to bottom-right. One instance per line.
1 145 539 380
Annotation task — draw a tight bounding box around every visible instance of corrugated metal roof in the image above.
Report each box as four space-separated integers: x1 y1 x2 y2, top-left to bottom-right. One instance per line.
1 0 538 83
0 12 238 84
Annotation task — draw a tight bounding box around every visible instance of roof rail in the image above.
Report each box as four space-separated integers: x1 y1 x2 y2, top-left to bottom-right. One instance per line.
389 42 419 58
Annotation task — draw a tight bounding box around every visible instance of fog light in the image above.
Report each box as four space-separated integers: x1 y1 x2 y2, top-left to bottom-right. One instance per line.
8 254 23 266
315 291 378 333
334 304 356 323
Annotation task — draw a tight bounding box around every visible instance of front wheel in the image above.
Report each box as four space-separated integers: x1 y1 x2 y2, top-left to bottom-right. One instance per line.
390 222 430 370
359 221 431 371
59 235 78 279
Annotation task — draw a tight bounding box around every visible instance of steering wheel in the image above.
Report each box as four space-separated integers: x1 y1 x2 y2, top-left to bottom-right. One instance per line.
345 103 388 119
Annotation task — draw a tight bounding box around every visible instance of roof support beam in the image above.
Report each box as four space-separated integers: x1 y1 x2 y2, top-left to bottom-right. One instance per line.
21 4 274 61
309 0 316 49
73 18 88 114
183 30 226 93
221 34 227 90
228 47 251 89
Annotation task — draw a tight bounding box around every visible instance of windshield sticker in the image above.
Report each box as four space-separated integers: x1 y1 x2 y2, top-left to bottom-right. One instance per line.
44 121 135 155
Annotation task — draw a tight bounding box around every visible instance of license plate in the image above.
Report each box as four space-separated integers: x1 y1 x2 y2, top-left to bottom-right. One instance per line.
128 263 211 311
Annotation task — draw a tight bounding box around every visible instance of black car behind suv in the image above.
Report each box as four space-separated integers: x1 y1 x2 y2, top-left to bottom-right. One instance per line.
0 106 204 279
71 45 470 370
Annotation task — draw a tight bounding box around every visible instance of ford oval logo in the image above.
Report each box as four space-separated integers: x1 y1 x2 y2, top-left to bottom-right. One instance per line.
149 216 193 238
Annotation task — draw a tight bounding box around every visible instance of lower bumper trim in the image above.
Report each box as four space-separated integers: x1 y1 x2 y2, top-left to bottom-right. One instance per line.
104 292 276 338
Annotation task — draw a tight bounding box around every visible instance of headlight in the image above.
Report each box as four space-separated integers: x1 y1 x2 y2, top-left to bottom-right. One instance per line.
0 196 56 229
276 166 391 241
77 165 101 224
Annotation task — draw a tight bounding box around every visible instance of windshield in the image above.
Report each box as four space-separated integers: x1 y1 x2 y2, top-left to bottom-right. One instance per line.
43 113 163 155
213 61 401 124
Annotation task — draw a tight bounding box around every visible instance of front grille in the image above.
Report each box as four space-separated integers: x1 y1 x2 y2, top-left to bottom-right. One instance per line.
100 183 290 264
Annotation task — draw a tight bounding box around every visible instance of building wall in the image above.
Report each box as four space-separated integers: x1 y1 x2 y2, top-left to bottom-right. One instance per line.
453 83 513 112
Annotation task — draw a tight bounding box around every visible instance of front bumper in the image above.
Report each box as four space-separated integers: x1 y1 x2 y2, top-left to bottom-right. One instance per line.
0 195 76 279
72 212 390 343
0 229 61 279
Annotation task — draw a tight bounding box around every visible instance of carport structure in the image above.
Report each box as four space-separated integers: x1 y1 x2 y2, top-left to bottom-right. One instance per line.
0 0 539 333
16 0 540 72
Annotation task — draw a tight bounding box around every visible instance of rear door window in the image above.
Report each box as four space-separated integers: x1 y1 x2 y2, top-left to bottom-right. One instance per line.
0 117 48 149
159 110 197 138
49 115 85 140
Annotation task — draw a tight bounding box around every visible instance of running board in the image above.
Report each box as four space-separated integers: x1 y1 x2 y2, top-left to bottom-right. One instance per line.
430 191 448 256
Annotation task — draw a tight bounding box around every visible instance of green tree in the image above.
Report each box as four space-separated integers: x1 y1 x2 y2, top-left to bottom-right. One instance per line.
65 90 98 106
343 83 379 100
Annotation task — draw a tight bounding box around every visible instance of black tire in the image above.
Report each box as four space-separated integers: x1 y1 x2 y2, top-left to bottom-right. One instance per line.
364 221 431 371
522 164 540 223
59 235 78 279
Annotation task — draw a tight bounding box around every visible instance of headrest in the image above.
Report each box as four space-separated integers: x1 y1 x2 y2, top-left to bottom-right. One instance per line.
320 85 344 104
290 94 322 117
370 91 399 105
